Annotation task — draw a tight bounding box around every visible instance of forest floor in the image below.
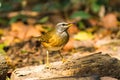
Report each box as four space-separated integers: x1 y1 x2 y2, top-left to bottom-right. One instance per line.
0 12 120 79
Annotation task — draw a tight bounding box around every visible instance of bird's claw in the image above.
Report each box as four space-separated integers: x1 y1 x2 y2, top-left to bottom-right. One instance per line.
45 63 51 68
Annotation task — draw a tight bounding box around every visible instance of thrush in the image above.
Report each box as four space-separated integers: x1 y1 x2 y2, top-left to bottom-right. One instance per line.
37 22 73 67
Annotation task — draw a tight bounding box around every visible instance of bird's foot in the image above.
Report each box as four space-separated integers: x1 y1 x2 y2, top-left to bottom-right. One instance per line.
45 63 51 68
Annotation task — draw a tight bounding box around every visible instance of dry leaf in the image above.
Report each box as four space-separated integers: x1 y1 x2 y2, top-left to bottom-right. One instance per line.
68 25 79 35
11 21 27 39
63 38 74 51
88 18 98 26
101 13 118 28
26 25 40 38
35 24 47 32
74 31 94 41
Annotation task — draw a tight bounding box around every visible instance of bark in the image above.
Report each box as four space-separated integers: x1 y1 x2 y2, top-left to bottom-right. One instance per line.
11 52 120 80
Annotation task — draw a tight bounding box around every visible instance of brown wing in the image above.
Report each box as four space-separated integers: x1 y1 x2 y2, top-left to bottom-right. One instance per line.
38 30 54 42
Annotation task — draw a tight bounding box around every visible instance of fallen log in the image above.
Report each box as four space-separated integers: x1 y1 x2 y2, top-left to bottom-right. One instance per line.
11 52 120 80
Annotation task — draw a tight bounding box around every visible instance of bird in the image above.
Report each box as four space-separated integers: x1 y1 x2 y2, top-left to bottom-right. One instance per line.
37 22 73 67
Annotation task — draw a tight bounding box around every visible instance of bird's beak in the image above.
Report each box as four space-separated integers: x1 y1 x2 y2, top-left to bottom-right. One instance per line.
67 23 74 27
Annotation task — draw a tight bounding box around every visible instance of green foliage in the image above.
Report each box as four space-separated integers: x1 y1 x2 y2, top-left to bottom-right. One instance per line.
39 16 49 23
0 0 116 27
47 2 60 11
70 0 109 26
21 50 28 54
78 22 85 29
9 15 27 24
97 0 109 5
71 11 91 19
0 18 8 26
0 0 111 13
32 4 42 12
59 0 71 10
0 43 6 55
0 0 22 12
0 3 13 12
32 0 71 12
12 0 22 3
90 0 109 13
91 2 101 13
42 26 52 31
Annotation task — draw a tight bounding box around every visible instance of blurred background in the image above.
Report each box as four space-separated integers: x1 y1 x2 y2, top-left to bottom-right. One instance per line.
0 0 119 43
0 0 120 79
0 0 119 26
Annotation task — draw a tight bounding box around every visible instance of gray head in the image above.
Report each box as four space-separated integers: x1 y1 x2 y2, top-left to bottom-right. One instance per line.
56 22 73 33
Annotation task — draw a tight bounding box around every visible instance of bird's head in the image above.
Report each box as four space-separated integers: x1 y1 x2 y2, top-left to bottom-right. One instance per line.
56 22 73 33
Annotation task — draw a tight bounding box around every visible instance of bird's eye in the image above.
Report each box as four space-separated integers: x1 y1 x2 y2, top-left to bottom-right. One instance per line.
62 24 66 26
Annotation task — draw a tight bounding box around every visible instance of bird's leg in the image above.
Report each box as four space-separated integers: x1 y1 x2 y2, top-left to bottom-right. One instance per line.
45 50 50 68
58 51 66 63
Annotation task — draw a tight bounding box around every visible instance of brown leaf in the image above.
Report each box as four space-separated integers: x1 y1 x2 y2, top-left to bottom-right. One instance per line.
68 25 79 35
35 24 47 33
88 18 98 26
26 25 40 38
11 21 27 39
63 38 74 51
11 22 41 40
101 13 118 28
